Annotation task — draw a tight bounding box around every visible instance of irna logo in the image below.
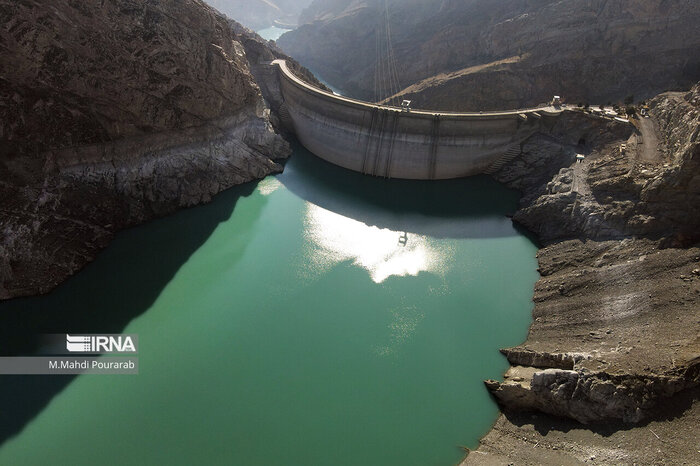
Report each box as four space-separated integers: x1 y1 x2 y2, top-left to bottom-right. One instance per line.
66 334 137 354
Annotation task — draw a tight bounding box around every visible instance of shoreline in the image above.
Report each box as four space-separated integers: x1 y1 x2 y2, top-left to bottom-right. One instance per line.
463 86 700 464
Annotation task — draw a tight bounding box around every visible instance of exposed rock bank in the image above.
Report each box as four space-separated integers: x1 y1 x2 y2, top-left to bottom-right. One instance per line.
0 0 292 299
463 84 700 464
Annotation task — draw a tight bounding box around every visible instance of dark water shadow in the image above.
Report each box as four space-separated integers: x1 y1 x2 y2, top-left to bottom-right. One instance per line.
279 144 526 239
0 182 262 446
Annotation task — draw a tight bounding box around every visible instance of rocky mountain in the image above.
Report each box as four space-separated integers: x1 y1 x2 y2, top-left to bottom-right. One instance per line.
205 0 314 29
0 0 291 299
507 86 700 245
279 0 700 110
461 83 700 464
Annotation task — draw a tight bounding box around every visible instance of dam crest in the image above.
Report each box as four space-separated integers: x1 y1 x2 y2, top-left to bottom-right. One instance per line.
259 59 569 180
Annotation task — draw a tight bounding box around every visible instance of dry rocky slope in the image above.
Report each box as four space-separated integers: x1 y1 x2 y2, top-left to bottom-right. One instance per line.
280 0 700 110
0 0 293 299
462 85 700 464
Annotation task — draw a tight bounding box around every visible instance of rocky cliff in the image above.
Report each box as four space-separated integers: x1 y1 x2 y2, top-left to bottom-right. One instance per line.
462 84 700 464
280 0 700 110
0 0 291 299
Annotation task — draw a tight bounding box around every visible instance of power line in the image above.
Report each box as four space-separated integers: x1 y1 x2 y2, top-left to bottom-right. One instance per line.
374 0 401 106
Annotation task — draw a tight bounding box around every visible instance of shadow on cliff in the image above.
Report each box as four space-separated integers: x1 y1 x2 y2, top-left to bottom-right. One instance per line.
501 385 700 437
278 143 527 240
0 181 263 447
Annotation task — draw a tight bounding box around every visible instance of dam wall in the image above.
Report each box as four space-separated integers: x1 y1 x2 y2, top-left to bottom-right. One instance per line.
268 59 564 180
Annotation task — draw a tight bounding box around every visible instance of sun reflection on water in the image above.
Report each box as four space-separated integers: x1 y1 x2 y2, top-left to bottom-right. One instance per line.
257 177 282 196
375 304 425 356
303 203 450 283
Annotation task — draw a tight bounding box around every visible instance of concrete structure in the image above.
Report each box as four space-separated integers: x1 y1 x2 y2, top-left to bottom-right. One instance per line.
263 59 566 180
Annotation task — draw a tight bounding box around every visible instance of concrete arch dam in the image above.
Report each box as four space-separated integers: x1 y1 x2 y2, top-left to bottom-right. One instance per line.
268 59 564 180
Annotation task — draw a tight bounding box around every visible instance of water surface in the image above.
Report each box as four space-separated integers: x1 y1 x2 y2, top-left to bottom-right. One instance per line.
0 146 538 465
258 26 292 42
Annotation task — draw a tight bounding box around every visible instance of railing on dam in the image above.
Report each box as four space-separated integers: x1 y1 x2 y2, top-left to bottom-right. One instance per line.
270 59 565 180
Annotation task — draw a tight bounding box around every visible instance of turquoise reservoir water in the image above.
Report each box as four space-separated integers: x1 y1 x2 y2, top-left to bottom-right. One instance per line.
0 146 538 465
258 26 291 42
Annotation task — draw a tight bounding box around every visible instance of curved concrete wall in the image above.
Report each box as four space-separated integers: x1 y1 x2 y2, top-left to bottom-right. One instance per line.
272 60 561 180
